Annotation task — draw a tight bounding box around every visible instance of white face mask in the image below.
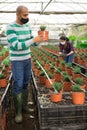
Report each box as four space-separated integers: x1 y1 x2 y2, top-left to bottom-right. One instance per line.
61 42 65 45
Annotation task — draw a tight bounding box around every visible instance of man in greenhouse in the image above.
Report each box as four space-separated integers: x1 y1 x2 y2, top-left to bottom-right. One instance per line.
58 36 74 63
6 5 45 123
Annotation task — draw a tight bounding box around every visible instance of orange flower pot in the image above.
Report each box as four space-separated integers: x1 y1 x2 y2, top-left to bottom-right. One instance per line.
72 92 85 105
54 73 62 82
63 81 72 91
38 30 49 41
50 90 62 102
45 78 55 89
0 78 7 88
39 76 46 85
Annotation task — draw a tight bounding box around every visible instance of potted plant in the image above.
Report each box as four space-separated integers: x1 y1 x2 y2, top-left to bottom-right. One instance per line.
0 73 7 88
39 70 46 85
38 25 49 41
66 63 72 75
50 81 63 102
49 64 54 73
62 74 72 91
60 60 66 71
71 84 85 105
45 72 55 89
73 66 81 78
54 67 62 81
74 77 85 89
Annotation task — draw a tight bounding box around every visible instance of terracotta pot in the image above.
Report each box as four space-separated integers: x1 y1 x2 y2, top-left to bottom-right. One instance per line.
35 69 40 77
58 56 63 61
44 64 50 69
39 76 46 85
45 78 55 89
54 73 62 82
0 78 7 88
72 73 81 79
73 57 78 63
38 30 49 41
60 64 66 71
66 68 73 75
71 92 85 105
63 81 72 91
55 62 60 67
84 62 87 68
50 68 55 73
50 90 62 102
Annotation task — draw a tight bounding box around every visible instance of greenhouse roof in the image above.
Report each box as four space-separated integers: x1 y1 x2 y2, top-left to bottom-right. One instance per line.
0 0 87 26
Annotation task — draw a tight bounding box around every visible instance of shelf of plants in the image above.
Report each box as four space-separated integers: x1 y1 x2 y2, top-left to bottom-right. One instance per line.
0 45 12 130
31 46 87 130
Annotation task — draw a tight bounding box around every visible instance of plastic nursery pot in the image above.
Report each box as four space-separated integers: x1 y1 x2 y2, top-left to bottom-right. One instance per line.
45 78 55 89
63 81 72 91
71 92 85 105
39 76 46 85
50 90 63 102
0 78 7 88
38 30 49 41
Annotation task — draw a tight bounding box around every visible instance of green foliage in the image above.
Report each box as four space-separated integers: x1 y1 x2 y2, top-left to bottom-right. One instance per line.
40 25 46 31
66 63 72 68
40 71 45 76
60 60 65 65
55 67 61 73
63 74 70 82
76 41 87 48
69 35 76 42
0 73 6 79
47 72 54 79
73 66 81 74
52 82 63 92
75 77 83 85
2 56 10 67
72 84 83 92
85 73 87 77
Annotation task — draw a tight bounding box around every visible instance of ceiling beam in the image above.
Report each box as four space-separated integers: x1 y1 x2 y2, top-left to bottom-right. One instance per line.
0 11 87 14
0 1 87 4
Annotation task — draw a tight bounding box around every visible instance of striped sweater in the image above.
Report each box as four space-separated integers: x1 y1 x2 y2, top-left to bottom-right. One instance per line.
6 22 34 61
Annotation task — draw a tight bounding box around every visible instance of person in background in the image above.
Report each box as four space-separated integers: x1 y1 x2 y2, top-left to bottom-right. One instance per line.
6 5 46 123
58 36 74 63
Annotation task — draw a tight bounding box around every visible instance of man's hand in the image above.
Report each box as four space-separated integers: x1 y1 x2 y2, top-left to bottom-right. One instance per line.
33 36 46 43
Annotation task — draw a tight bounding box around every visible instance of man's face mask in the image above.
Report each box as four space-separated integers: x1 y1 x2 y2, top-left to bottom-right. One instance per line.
20 18 29 24
61 41 65 45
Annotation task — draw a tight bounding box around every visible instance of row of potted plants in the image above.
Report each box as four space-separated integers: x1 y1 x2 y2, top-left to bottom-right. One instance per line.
31 46 86 105
0 56 11 88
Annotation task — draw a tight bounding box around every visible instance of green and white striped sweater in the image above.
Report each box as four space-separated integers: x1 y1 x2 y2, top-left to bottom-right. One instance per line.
6 22 34 61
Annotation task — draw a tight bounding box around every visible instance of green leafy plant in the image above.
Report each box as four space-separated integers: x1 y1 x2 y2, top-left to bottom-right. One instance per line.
0 73 6 79
40 71 45 76
55 67 61 74
62 71 68 76
63 74 70 82
66 63 72 68
40 25 46 31
60 60 65 65
85 73 87 77
52 82 63 92
47 72 54 79
74 77 83 85
72 84 83 92
73 66 81 74
50 64 54 69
